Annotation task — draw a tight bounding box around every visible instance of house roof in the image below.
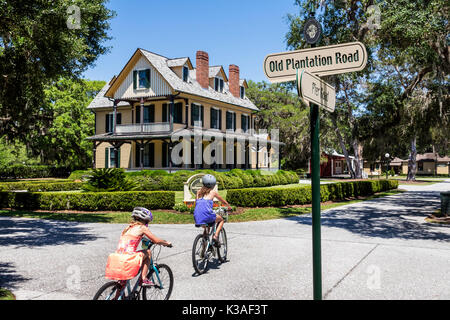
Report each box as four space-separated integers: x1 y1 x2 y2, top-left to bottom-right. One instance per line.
208 66 228 81
87 82 130 109
167 57 193 69
88 48 258 111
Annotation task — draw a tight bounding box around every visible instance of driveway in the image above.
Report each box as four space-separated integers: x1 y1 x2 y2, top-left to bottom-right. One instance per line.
1 180 449 300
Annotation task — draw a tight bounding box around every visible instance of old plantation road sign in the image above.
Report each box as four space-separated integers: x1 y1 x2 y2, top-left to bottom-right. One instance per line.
296 69 335 112
263 41 367 83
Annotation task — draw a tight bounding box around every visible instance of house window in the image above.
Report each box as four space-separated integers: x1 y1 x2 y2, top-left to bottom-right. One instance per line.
182 65 189 82
214 77 224 92
135 143 154 167
210 107 221 129
240 86 245 98
105 147 120 168
241 114 249 132
133 69 150 90
226 111 236 131
173 102 183 124
136 105 154 123
191 103 203 127
418 161 424 171
105 113 121 133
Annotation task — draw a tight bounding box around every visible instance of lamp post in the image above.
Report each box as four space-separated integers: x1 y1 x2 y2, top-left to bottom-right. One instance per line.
385 153 390 180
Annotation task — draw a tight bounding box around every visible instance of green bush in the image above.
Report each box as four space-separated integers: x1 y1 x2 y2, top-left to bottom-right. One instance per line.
82 168 137 192
0 190 175 211
0 165 72 179
0 181 82 192
226 180 399 207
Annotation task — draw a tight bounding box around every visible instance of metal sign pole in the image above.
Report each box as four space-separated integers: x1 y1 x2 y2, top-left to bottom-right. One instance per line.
310 100 322 300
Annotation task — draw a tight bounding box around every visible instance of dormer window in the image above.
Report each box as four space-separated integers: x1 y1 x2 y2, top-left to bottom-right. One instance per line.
240 86 245 98
133 69 150 90
214 77 224 92
182 65 189 82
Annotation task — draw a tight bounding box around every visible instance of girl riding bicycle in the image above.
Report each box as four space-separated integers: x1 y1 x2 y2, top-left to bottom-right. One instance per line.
193 174 232 246
105 207 172 286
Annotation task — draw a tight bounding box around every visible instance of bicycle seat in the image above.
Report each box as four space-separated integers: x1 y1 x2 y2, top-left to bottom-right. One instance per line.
195 222 215 228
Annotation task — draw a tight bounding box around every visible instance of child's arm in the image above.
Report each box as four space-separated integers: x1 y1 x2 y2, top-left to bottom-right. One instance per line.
212 190 232 210
141 226 172 247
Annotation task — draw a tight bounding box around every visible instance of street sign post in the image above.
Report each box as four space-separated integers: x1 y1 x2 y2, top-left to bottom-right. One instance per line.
263 41 367 83
296 69 336 112
263 23 367 301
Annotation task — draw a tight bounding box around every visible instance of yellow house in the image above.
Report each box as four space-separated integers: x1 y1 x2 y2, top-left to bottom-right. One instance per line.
86 48 281 171
397 153 450 175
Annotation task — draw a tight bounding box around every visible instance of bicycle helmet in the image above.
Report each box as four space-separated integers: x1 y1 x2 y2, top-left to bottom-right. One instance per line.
202 174 216 188
131 207 153 223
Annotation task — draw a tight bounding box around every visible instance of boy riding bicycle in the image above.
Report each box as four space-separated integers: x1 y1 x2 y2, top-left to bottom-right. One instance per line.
193 174 232 246
105 207 172 286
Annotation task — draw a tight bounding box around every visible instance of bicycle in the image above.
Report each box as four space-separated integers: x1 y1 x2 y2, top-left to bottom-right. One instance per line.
192 207 230 275
93 238 174 300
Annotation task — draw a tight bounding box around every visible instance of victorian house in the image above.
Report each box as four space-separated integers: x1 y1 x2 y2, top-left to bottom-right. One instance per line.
86 49 281 171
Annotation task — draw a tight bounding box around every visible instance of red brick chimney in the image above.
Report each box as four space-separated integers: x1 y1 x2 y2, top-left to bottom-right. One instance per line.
229 64 240 98
196 51 209 89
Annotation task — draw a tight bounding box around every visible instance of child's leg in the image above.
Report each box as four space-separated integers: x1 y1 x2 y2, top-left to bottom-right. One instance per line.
213 215 224 240
141 249 152 281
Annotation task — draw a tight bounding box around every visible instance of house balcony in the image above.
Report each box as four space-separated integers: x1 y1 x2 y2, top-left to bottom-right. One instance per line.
115 122 171 134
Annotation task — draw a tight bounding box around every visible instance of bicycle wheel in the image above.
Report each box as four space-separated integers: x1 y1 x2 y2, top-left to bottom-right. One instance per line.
192 234 210 274
142 264 174 300
217 227 228 262
92 281 124 300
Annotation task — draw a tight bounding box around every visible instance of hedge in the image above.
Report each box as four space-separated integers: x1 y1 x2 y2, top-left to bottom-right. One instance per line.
130 169 299 191
226 179 399 207
0 181 83 192
0 190 175 211
0 165 72 179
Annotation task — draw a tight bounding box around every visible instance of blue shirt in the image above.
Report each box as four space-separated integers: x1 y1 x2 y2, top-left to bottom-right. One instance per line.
193 198 216 225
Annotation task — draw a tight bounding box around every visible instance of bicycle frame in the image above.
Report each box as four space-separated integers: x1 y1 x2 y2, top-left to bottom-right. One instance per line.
115 246 164 300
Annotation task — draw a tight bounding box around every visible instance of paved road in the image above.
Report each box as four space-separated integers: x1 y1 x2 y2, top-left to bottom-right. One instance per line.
1 180 449 300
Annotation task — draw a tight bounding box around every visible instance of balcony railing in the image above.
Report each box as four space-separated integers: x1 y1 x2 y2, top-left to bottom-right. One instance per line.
115 122 171 134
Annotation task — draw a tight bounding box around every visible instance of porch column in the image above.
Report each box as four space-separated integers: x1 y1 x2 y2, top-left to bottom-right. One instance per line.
140 98 144 132
92 142 97 169
169 95 174 132
256 140 259 170
113 99 118 134
267 144 272 171
168 141 173 173
140 140 144 170
331 158 334 176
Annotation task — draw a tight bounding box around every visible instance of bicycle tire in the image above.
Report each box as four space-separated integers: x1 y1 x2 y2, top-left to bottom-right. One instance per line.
142 263 174 300
217 227 228 263
192 234 210 274
92 281 124 300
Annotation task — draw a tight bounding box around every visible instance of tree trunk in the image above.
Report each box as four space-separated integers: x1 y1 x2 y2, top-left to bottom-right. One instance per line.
406 136 417 181
352 140 363 179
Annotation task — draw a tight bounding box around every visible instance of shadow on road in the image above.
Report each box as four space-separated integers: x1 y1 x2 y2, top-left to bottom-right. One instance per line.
0 262 30 290
287 191 450 242
0 216 102 248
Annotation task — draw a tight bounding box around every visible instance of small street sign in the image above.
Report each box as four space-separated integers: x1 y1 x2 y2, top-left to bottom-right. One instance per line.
296 69 336 112
303 18 322 44
263 41 368 83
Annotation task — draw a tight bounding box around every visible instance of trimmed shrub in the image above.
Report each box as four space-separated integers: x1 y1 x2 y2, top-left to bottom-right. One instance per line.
226 179 399 207
0 190 175 211
0 165 71 179
0 181 82 192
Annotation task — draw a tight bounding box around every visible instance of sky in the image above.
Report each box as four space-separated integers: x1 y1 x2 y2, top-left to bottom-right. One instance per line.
82 0 300 84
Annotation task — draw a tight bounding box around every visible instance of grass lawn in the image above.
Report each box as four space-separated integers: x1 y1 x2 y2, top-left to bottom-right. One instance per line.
0 190 405 224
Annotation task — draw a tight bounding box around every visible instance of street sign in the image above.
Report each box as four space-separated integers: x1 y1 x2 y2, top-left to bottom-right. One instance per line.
263 41 367 83
297 69 335 112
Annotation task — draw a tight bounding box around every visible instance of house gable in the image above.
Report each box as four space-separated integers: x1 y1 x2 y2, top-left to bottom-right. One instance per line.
105 50 173 100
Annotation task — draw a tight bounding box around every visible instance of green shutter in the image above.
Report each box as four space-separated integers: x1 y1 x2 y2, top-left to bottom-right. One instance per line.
117 113 122 125
133 70 137 90
105 114 110 132
145 69 150 88
117 148 121 168
200 105 204 127
105 148 109 168
149 143 155 167
162 103 168 122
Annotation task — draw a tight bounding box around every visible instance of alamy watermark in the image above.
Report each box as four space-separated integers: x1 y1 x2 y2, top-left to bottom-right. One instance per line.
66 4 81 30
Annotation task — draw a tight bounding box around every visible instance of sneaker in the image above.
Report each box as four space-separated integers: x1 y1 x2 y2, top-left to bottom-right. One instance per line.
212 237 221 248
141 279 155 287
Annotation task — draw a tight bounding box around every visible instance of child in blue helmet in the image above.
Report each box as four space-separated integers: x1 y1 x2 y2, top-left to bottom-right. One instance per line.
193 174 232 245
108 207 172 286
